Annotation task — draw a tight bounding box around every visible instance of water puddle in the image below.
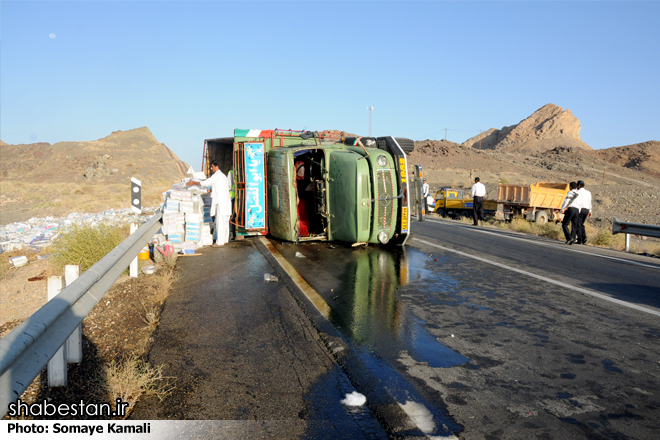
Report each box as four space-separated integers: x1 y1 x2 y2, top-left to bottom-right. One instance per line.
321 245 468 436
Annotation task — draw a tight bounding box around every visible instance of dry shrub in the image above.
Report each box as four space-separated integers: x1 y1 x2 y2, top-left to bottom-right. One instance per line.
99 356 174 419
511 218 532 233
538 222 564 240
47 223 130 273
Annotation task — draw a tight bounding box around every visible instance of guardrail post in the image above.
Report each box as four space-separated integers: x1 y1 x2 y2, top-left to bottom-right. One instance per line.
130 223 138 278
625 233 630 253
47 276 67 387
65 265 82 363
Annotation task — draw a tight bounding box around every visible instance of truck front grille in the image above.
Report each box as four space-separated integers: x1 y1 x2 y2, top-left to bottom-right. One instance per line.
376 169 395 233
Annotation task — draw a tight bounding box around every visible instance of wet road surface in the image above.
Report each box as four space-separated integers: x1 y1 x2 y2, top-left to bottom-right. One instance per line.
274 219 660 439
131 241 388 439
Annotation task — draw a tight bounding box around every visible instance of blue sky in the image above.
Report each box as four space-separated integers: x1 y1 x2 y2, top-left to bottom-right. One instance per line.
2 1 659 169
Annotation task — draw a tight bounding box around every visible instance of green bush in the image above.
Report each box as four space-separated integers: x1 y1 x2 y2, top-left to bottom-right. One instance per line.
48 223 130 273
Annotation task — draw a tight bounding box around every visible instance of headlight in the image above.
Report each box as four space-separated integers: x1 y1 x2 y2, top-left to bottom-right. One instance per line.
378 231 389 244
377 155 388 167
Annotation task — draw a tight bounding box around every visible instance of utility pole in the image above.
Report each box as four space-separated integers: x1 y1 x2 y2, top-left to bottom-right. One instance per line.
444 128 448 140
368 106 374 136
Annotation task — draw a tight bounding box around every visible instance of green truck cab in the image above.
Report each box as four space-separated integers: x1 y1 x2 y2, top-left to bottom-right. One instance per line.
203 129 414 246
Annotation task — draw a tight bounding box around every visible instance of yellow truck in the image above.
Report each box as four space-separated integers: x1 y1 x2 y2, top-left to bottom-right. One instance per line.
433 188 497 219
497 182 570 224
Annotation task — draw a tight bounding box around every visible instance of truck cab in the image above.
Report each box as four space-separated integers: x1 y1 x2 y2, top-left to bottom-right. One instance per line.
203 129 414 246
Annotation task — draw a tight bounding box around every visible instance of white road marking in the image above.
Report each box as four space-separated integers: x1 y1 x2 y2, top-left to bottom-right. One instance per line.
413 237 660 318
424 218 660 271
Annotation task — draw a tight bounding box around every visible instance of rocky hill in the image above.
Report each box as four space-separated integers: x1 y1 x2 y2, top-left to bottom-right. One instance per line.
0 128 189 224
412 103 660 229
594 141 660 178
462 104 593 153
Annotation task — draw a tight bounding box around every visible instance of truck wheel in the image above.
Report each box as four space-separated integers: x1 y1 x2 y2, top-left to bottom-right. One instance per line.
394 137 415 152
461 211 470 219
535 210 548 225
438 210 447 218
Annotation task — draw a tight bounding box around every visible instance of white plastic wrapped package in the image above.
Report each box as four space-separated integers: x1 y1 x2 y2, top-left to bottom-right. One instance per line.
186 213 202 223
179 201 194 213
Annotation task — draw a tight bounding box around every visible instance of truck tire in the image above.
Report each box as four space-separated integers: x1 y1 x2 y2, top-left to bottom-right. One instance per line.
394 137 415 153
535 210 548 225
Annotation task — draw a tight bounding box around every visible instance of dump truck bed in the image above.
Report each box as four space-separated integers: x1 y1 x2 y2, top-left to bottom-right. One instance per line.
497 182 569 210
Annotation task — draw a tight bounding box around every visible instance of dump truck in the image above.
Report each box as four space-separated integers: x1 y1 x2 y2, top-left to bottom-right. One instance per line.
202 129 417 246
497 182 570 224
433 188 498 219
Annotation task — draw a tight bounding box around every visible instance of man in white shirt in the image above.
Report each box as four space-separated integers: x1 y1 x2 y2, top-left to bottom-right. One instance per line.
560 182 580 244
470 177 486 226
187 160 232 247
422 178 430 214
575 180 592 245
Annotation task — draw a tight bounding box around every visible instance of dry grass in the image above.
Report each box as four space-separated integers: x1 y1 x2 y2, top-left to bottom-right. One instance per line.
632 240 660 257
97 356 174 419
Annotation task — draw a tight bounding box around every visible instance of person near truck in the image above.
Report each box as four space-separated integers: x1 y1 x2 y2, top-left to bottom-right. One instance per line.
187 160 231 247
422 178 430 214
227 168 236 241
470 177 486 226
575 180 592 245
560 182 579 245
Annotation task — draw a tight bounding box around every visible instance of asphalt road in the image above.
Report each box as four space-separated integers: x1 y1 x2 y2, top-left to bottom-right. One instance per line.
131 241 389 440
274 218 660 439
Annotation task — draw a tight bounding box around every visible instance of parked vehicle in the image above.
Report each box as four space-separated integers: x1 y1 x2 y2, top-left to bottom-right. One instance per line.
433 188 497 219
203 129 417 245
497 182 570 224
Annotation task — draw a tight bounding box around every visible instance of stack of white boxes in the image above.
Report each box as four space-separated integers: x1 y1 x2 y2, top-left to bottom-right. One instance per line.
162 185 209 249
200 194 214 245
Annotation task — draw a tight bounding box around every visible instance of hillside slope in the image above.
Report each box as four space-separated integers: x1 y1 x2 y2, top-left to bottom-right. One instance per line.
0 128 189 224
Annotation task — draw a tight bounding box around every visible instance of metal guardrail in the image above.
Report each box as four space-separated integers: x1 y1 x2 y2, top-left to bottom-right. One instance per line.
0 211 163 416
612 217 660 252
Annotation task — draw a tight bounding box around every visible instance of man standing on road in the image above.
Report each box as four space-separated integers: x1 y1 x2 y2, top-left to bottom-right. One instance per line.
560 182 580 244
422 178 430 214
187 160 231 247
227 168 236 241
575 180 592 245
471 177 486 226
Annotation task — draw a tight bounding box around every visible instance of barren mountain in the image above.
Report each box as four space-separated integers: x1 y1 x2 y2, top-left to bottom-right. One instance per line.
594 141 660 178
0 127 189 224
463 104 593 153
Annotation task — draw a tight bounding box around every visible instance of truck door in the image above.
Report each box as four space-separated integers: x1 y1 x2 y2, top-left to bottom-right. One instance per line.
266 150 296 241
234 142 267 234
328 151 371 244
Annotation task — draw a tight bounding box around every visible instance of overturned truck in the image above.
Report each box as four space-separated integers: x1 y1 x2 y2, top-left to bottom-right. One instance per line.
203 129 416 246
